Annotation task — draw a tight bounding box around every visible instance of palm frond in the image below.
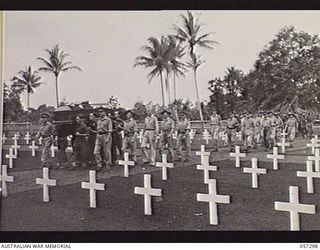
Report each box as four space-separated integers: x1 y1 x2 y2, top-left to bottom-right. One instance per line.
61 65 82 72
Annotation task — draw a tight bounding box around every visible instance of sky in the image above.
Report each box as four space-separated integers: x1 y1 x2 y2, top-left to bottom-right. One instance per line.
4 11 320 109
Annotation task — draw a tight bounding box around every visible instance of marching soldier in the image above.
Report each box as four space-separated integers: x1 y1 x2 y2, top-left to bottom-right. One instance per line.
253 112 262 148
73 114 89 169
111 111 124 164
242 112 255 152
176 111 191 162
94 107 113 170
274 112 284 143
262 112 272 151
87 113 98 164
122 110 138 161
141 110 159 165
285 112 298 148
159 110 175 161
209 108 221 152
36 112 55 168
226 113 239 152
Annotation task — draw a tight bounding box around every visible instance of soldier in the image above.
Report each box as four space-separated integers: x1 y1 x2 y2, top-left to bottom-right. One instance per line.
111 111 124 165
159 110 175 161
306 113 313 138
122 110 138 161
253 112 262 148
242 112 255 152
94 107 113 170
87 113 98 165
285 112 298 148
274 112 284 143
226 113 239 152
54 123 69 169
35 112 55 168
141 110 159 165
300 113 308 139
209 108 221 152
176 111 191 162
73 114 90 169
262 112 272 151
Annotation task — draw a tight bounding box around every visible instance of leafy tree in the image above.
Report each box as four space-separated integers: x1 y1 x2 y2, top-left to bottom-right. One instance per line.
3 83 25 122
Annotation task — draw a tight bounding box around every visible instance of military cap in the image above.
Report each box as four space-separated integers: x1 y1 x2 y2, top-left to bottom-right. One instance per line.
97 106 107 112
125 110 134 115
40 112 50 118
161 110 172 115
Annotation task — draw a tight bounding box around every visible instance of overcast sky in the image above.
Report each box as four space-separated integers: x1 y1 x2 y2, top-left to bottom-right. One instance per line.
4 11 320 109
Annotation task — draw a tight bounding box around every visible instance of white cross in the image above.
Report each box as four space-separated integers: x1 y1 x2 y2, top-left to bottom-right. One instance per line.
236 131 242 141
297 161 320 194
51 144 58 158
267 147 285 170
197 156 217 183
307 137 320 155
230 146 246 168
196 145 210 165
172 131 178 140
67 135 72 146
308 148 320 172
12 134 19 144
36 168 57 202
38 136 43 145
118 152 135 177
275 186 316 231
220 132 229 146
243 158 267 188
202 129 212 145
137 130 144 143
81 170 105 208
66 146 73 152
29 140 39 157
1 133 7 144
24 132 31 145
277 137 290 154
280 130 288 138
134 174 162 215
196 179 230 225
156 154 174 180
5 148 17 169
11 140 21 158
0 165 14 197
120 131 125 139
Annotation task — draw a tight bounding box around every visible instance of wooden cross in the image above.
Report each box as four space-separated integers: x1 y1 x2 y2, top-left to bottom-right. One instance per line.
236 131 242 141
29 141 39 157
267 147 285 170
220 132 229 146
36 168 57 202
196 145 210 165
307 137 320 155
280 130 288 138
308 148 320 172
197 156 217 183
156 154 174 180
202 129 212 145
81 170 105 208
277 137 290 154
297 161 320 194
274 186 316 231
0 165 14 197
11 140 21 158
230 146 246 168
243 158 267 188
118 152 135 177
134 174 162 215
1 133 7 144
38 136 43 145
5 148 17 169
196 179 230 225
137 130 144 143
12 134 19 144
24 132 31 145
51 144 58 158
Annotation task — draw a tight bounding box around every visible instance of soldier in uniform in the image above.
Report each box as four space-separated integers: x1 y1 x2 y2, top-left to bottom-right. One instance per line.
36 112 55 168
73 114 90 169
253 112 262 148
122 110 138 161
262 112 272 151
274 112 284 143
176 111 191 162
94 107 113 170
285 112 298 148
226 113 239 152
141 110 159 165
242 112 255 152
87 113 98 165
159 110 175 161
209 108 221 152
111 111 124 165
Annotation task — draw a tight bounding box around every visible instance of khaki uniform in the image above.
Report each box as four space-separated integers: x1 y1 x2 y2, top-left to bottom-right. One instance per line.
262 117 272 149
38 121 55 167
253 116 262 145
286 117 298 145
94 116 113 167
141 115 158 165
74 122 89 166
243 117 255 148
122 118 138 161
274 117 284 142
159 117 175 159
176 119 191 160
210 114 221 150
226 117 239 150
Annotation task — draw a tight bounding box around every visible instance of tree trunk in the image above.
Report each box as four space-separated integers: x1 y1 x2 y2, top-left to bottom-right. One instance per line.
160 71 165 108
55 75 59 108
173 72 177 101
27 91 30 111
193 68 204 130
165 71 171 105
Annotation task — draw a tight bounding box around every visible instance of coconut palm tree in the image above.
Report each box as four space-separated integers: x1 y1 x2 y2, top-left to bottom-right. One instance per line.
11 66 45 110
134 36 171 107
37 44 82 108
174 11 219 127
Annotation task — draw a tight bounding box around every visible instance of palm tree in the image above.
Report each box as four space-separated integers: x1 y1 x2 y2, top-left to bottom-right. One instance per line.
11 66 45 110
174 11 219 127
134 36 171 107
37 44 82 108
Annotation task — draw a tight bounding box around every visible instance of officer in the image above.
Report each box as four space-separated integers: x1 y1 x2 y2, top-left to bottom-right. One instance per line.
285 112 298 148
122 110 138 162
87 113 98 165
209 108 221 152
159 110 175 161
73 114 89 169
111 111 124 165
141 110 159 165
176 111 191 162
226 113 239 152
94 107 113 170
36 112 55 168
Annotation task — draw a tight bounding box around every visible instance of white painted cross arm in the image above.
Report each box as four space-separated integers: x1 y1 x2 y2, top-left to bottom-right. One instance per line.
5 148 17 169
196 145 210 165
243 158 267 188
51 145 58 158
24 132 31 145
230 146 246 168
307 138 320 155
202 129 212 145
1 134 7 144
29 141 39 157
277 137 290 154
118 152 135 177
36 167 57 202
0 165 14 197
197 156 218 184
81 170 105 208
267 147 285 170
308 148 320 172
297 161 320 194
156 154 174 181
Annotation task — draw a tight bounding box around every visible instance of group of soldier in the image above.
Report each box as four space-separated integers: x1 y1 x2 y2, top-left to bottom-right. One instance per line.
36 107 313 171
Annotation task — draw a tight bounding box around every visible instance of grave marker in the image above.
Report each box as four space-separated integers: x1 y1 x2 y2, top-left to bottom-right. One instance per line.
267 147 285 170
36 168 57 202
51 144 58 158
2 134 7 144
297 161 320 194
307 138 320 155
81 170 105 208
24 132 31 145
11 140 21 158
277 137 290 154
137 130 144 143
202 129 212 145
0 165 14 197
29 141 39 157
196 145 210 165
5 148 17 169
197 156 217 183
230 146 246 168
118 152 135 177
243 158 267 188
156 154 174 181
308 148 320 172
